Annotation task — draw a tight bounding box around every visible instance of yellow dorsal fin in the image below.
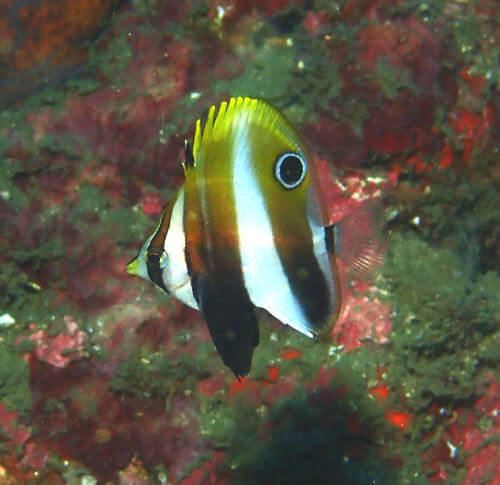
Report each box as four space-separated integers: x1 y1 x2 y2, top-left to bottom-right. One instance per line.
189 97 303 169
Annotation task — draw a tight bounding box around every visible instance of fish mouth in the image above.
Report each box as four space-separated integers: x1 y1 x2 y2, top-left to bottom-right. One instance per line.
126 258 140 275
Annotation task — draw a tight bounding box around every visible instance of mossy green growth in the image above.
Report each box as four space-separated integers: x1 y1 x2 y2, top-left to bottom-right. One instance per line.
71 185 110 218
198 397 237 449
0 342 31 418
37 133 84 159
388 0 445 24
196 325 335 451
250 322 329 382
66 78 101 96
110 350 207 402
375 58 413 99
130 0 161 18
87 29 134 83
447 2 500 91
214 42 297 104
382 232 499 410
390 158 499 274
211 20 344 125
0 264 35 311
99 206 154 246
0 158 32 209
12 235 64 270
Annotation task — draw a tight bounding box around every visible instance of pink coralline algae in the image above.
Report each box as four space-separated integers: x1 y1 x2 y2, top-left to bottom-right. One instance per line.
20 442 49 473
424 375 500 484
314 157 394 224
28 359 207 483
177 451 228 485
364 91 437 154
302 116 368 169
118 457 150 485
357 17 441 91
450 107 494 164
26 316 87 368
333 286 392 351
450 378 500 485
140 191 164 216
0 404 30 450
303 10 330 35
0 0 498 483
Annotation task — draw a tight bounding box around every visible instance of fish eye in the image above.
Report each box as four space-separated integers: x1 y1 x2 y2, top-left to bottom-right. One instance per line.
147 253 160 264
147 251 167 269
274 152 307 189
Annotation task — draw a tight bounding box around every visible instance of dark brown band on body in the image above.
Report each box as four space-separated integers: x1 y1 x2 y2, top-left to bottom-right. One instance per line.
146 199 175 292
183 144 259 376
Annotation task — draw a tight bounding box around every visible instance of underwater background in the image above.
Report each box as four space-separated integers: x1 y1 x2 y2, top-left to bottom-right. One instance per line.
0 0 499 483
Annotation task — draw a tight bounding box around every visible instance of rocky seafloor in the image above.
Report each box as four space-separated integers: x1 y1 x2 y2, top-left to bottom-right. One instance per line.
0 0 499 483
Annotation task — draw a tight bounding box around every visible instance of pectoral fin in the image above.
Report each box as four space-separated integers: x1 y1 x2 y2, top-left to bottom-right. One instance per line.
326 199 387 279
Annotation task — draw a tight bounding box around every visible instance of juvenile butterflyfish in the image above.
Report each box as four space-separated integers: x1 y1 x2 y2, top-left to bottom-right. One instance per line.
128 97 384 379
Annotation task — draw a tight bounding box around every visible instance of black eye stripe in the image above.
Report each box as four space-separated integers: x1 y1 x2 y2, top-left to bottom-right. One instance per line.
146 250 169 292
147 253 161 264
274 152 307 189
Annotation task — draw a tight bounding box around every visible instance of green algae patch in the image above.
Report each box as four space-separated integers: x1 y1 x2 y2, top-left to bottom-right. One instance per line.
372 227 500 484
214 42 297 104
198 398 237 449
250 322 329 382
99 206 153 246
389 0 445 23
110 350 207 402
375 59 413 99
0 160 31 210
87 29 134 83
0 342 31 418
211 24 344 126
71 185 110 218
382 232 499 410
66 78 101 96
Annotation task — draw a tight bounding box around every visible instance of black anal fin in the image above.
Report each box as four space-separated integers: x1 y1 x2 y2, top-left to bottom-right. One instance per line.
194 275 259 378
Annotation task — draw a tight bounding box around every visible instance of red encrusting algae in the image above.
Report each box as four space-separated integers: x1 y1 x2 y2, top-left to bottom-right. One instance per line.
385 409 412 430
0 0 498 482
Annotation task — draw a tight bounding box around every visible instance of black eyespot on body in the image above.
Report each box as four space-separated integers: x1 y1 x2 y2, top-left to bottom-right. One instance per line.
274 152 307 189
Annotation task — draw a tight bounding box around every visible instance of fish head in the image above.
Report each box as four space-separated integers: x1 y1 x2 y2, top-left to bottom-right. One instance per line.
126 233 166 282
126 190 198 309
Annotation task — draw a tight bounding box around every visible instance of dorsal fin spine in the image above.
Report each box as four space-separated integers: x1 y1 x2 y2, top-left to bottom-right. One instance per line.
203 105 215 143
214 101 228 133
184 139 195 170
192 119 202 159
191 96 301 165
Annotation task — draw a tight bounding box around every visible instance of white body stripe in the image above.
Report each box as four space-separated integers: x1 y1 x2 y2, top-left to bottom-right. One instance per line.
162 188 199 310
232 123 314 338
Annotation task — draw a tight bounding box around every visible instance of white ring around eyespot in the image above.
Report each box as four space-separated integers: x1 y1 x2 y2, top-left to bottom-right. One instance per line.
274 152 307 189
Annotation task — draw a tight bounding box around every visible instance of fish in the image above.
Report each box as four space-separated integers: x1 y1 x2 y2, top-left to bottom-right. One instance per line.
127 97 384 379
